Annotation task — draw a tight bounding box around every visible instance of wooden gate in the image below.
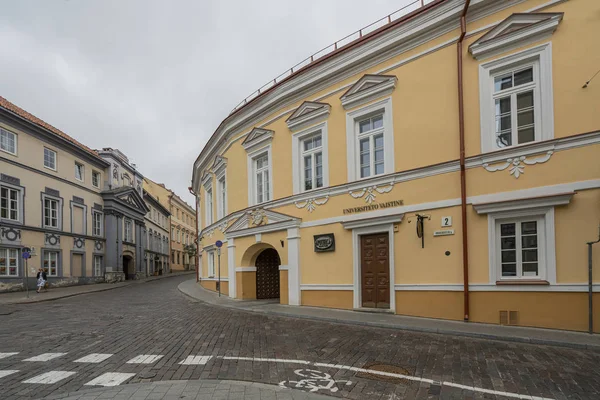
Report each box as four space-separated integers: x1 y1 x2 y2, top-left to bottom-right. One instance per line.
360 233 390 309
255 248 281 299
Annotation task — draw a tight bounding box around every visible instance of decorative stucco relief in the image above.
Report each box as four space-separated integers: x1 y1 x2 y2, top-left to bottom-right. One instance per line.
294 196 329 213
483 151 553 179
247 209 267 227
349 183 394 204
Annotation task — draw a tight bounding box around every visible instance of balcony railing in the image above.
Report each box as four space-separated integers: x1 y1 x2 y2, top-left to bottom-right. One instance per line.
229 0 436 115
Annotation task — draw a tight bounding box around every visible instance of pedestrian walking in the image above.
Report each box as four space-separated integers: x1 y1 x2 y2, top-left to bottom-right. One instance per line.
36 268 47 293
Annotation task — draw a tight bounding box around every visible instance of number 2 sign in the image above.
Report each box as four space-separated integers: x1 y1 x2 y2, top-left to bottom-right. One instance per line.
441 216 452 227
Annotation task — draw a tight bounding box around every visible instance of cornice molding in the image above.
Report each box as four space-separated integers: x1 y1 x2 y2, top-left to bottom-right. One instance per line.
286 101 331 132
241 127 275 152
472 192 574 214
340 74 398 110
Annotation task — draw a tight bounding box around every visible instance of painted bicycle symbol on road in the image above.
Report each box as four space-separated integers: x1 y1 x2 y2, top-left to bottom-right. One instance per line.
279 369 352 393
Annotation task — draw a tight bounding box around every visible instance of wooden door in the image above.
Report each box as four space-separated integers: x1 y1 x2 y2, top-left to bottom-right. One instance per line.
255 249 280 299
72 254 83 277
360 233 390 309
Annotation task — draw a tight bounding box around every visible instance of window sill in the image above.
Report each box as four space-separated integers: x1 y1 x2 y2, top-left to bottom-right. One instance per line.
496 280 549 285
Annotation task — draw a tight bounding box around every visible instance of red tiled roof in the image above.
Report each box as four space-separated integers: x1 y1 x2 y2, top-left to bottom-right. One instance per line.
0 96 105 162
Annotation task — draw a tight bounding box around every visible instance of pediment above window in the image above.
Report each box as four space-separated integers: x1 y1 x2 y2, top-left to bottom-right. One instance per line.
105 186 150 215
286 101 331 132
211 155 227 176
469 13 563 60
242 127 274 152
340 74 397 110
201 172 212 190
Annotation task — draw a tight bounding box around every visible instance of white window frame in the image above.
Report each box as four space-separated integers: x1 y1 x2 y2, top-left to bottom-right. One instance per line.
345 97 394 182
247 146 273 206
205 186 213 226
42 194 62 230
44 148 57 171
478 43 554 153
75 162 85 182
0 183 23 224
92 170 100 188
291 122 329 194
124 218 133 242
44 251 59 277
487 207 556 285
0 247 19 277
0 128 17 156
208 251 215 277
93 255 103 277
92 211 103 237
216 173 227 220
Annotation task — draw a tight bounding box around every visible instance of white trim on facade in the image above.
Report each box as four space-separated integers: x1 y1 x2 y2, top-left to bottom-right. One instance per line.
291 121 329 195
300 284 353 291
287 227 301 306
246 144 273 207
235 266 257 272
394 283 600 292
227 238 236 298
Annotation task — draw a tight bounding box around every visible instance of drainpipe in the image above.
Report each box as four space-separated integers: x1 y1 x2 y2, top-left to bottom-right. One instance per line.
189 186 200 283
587 225 600 334
457 0 471 322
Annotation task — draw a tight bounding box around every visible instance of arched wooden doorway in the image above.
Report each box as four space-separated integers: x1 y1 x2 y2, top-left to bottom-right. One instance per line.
123 255 134 280
255 248 280 299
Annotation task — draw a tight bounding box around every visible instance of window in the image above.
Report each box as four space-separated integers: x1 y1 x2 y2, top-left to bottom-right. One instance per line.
44 148 57 170
0 128 16 155
92 212 103 236
177 252 180 265
75 162 84 182
217 176 227 219
171 227 175 240
345 98 394 182
0 248 18 277
492 67 537 148
124 218 133 242
44 197 59 228
254 153 270 204
208 251 215 277
177 229 180 243
185 233 189 245
93 256 102 276
301 135 323 191
1 185 19 222
177 208 180 219
205 188 213 225
44 251 59 277
92 171 100 188
498 219 541 279
478 43 553 153
357 115 385 178
171 251 175 263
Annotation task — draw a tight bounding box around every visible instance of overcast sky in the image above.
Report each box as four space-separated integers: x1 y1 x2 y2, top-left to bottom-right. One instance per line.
0 0 413 205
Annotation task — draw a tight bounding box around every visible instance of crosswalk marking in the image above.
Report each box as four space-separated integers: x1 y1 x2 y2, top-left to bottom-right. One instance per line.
23 353 67 362
179 355 213 365
0 370 19 379
22 371 76 384
84 372 135 387
0 352 19 360
126 354 163 364
74 353 113 363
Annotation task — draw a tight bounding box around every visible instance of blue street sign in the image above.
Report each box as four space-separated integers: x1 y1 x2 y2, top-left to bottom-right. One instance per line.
215 240 223 248
22 252 31 259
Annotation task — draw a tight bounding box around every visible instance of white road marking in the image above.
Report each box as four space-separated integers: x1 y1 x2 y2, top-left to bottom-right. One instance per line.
23 353 67 362
179 355 213 365
0 352 19 360
22 371 76 384
126 354 164 364
216 356 556 400
74 353 113 363
84 372 136 387
0 370 19 379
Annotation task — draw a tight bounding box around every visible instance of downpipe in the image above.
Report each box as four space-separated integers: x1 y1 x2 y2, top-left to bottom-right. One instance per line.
587 224 600 334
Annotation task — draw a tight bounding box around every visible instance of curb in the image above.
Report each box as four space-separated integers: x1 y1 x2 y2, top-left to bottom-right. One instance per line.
5 272 195 305
178 281 600 351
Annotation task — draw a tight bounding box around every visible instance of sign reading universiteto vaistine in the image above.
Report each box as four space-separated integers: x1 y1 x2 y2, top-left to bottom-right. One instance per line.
342 199 404 215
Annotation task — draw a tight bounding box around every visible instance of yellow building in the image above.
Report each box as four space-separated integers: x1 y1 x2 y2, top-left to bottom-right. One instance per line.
191 0 600 332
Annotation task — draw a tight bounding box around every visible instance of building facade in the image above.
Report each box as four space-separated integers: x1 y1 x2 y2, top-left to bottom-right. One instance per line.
169 193 196 271
143 190 170 275
192 0 600 332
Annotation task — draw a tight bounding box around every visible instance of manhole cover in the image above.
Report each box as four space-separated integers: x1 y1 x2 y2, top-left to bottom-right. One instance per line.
138 371 156 379
357 363 412 385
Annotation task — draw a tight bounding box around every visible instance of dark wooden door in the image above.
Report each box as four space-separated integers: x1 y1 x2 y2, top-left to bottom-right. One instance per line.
255 248 281 299
360 233 390 309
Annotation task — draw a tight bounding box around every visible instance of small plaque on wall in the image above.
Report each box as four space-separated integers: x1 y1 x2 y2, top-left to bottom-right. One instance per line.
314 234 335 252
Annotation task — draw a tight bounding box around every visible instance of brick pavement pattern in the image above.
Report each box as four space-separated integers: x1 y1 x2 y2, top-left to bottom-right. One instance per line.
0 275 599 399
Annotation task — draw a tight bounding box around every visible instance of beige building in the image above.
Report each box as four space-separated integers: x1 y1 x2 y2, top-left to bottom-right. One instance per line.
143 190 170 275
143 178 197 273
1 96 109 290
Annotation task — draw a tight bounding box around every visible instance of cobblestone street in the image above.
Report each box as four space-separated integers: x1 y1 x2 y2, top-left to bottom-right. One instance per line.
1 275 599 399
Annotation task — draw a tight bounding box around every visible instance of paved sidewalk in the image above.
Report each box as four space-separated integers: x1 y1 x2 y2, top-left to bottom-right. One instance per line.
0 271 195 305
43 379 334 400
179 278 600 350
